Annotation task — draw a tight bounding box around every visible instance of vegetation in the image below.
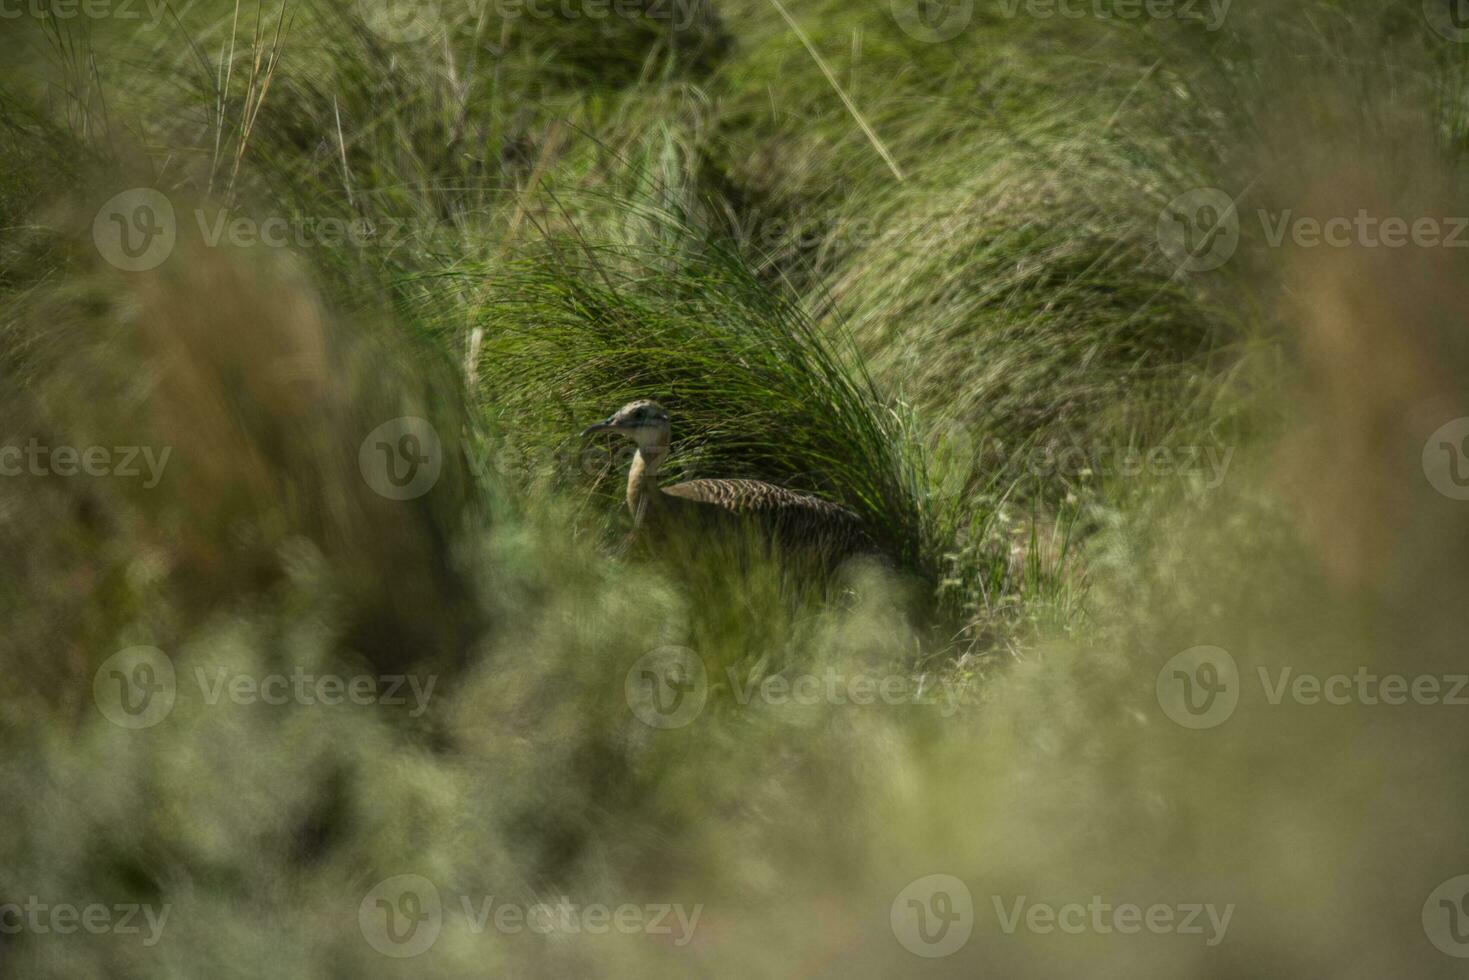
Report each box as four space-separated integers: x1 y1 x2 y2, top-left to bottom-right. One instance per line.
4 0 1469 975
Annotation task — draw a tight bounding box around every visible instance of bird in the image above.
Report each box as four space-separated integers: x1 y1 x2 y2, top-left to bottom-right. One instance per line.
580 399 880 568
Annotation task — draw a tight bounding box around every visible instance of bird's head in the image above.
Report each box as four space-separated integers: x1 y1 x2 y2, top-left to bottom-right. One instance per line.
580 399 671 452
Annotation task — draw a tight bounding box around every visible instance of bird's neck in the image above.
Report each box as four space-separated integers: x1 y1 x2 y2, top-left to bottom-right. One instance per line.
627 445 667 524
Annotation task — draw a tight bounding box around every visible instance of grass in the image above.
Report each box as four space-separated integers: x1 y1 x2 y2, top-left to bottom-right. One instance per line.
4 0 1469 976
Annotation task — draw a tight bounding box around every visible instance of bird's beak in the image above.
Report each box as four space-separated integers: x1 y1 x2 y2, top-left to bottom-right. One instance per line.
580 417 617 437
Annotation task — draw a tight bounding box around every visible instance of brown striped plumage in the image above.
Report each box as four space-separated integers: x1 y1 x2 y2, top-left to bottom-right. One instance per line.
581 400 879 566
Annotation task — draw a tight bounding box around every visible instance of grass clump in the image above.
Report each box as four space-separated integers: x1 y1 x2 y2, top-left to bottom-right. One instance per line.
6 1 1469 977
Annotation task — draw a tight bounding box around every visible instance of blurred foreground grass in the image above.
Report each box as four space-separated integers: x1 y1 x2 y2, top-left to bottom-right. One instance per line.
4 0 1469 976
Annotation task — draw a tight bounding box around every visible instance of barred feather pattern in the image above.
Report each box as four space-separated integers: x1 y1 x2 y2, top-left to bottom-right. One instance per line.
657 478 879 563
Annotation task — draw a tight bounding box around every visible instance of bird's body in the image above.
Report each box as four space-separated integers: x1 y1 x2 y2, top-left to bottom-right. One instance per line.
583 400 879 568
